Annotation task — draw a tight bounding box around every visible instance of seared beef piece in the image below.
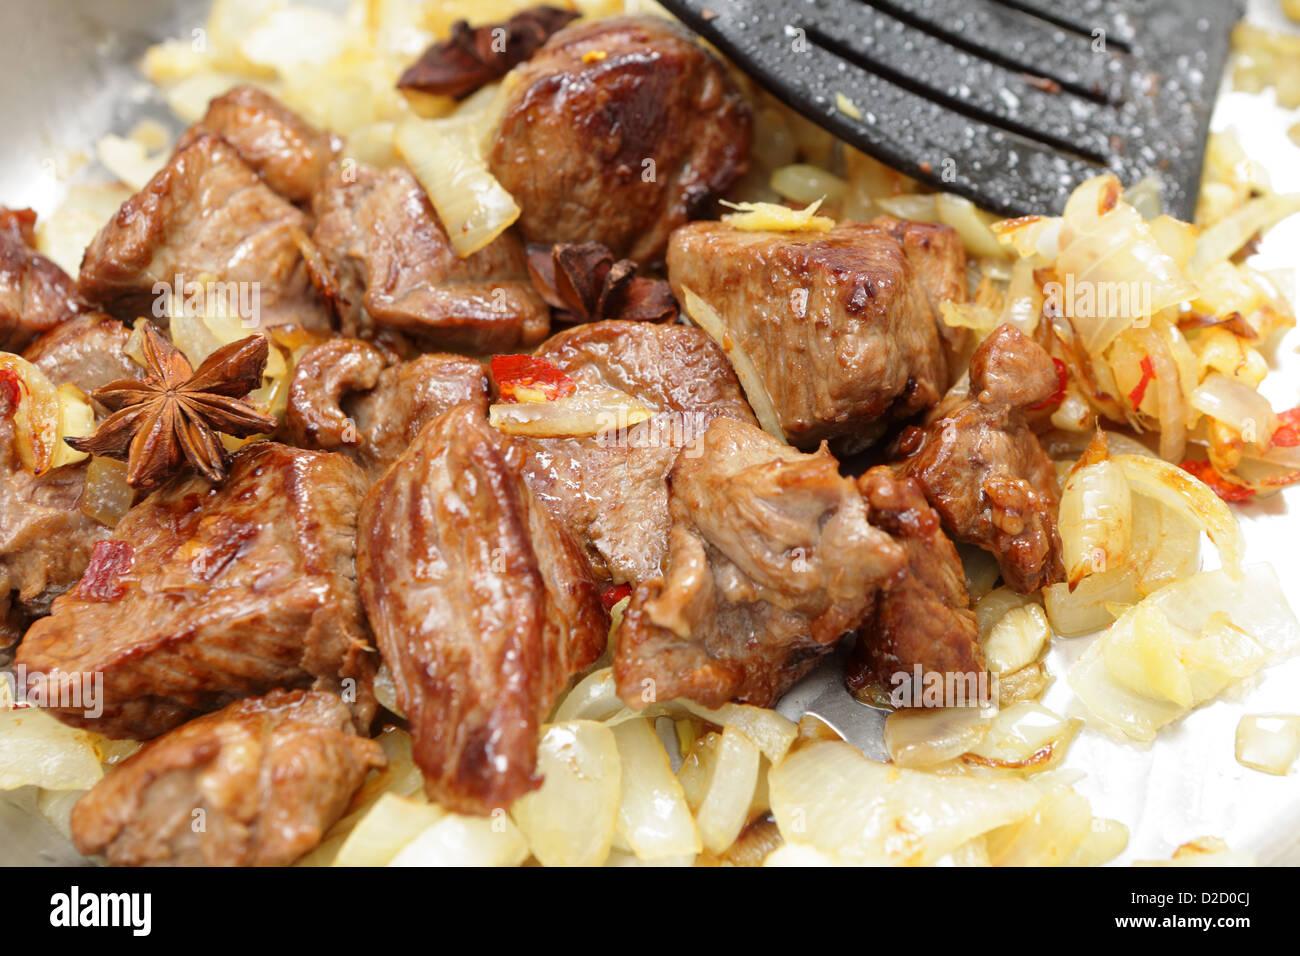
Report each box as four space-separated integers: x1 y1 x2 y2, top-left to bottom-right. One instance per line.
71 689 384 866
505 320 757 584
666 220 953 450
615 417 906 709
357 404 605 814
79 133 329 331
0 418 110 624
286 337 489 480
847 466 983 703
24 312 137 391
488 16 751 263
15 442 376 739
307 164 548 351
0 207 87 352
0 317 139 630
180 86 339 202
870 214 970 369
895 324 1064 593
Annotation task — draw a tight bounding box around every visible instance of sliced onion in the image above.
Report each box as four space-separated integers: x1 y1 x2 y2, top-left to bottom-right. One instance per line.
674 700 797 766
488 387 652 438
0 353 60 474
769 740 1040 866
1113 453 1244 573
974 587 1036 640
394 114 520 257
983 604 1052 676
936 193 1008 260
875 194 940 223
1190 372 1279 447
984 784 1122 866
0 706 106 791
963 702 1081 773
1234 714 1300 776
552 667 624 723
769 164 847 206
388 813 529 867
1060 459 1132 584
1044 565 1141 636
1188 192 1300 273
509 720 621 867
332 792 444 867
611 718 701 860
1068 565 1297 741
883 706 990 768
680 286 785 441
692 725 761 855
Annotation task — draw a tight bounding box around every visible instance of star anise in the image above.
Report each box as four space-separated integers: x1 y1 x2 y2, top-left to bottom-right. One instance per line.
65 321 277 490
526 242 679 324
397 5 580 100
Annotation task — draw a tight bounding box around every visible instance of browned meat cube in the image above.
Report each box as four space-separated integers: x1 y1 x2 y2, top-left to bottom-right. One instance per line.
180 85 340 202
488 16 751 263
306 164 548 352
614 416 905 708
285 337 489 480
667 220 953 450
506 319 757 585
78 133 329 331
895 324 1065 593
0 207 87 352
870 214 971 364
23 312 138 392
847 466 984 705
357 404 606 815
70 689 384 866
15 442 376 738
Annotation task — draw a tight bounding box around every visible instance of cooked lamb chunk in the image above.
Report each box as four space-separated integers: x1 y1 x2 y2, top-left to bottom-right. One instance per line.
488 16 751 263
70 689 384 866
15 442 376 738
357 404 605 814
504 320 757 584
286 337 488 480
180 85 339 202
614 416 906 709
78 133 329 330
847 466 984 704
0 207 87 352
307 164 548 351
24 312 137 391
870 214 971 367
895 324 1064 593
1 314 139 631
667 220 953 450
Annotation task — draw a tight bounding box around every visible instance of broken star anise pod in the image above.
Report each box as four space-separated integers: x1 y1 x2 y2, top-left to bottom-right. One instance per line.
65 321 278 490
526 242 679 325
397 5 580 100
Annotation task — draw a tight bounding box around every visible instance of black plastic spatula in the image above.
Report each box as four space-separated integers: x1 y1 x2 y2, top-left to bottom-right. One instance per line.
658 0 1243 220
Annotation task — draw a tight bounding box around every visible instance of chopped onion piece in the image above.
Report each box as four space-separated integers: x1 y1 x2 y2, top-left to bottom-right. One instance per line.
1134 836 1256 867
674 699 797 766
1059 459 1132 584
0 707 105 791
1190 372 1279 446
333 793 444 867
510 720 621 866
1112 454 1243 574
611 718 701 859
80 456 134 528
1044 565 1140 636
984 604 1052 676
936 193 1007 259
488 387 652 438
680 286 785 441
693 725 760 855
769 741 1040 866
0 354 61 475
963 702 1081 773
388 813 529 867
1068 565 1298 741
1234 714 1300 776
883 706 990 768
395 114 520 257
974 587 1036 641
373 662 402 718
552 667 624 723
985 784 1124 866
1188 192 1300 273
769 164 847 205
